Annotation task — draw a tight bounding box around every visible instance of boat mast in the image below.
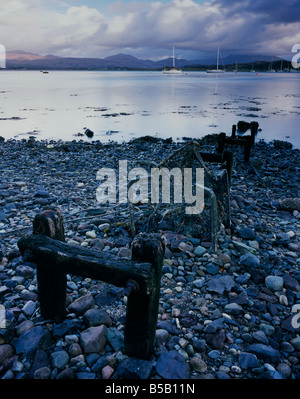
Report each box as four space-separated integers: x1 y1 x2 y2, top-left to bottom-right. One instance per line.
173 46 175 68
217 46 219 71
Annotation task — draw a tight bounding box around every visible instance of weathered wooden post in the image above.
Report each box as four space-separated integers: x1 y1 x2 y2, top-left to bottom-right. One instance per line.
250 124 257 145
217 132 226 154
124 233 165 360
33 208 67 323
232 124 236 138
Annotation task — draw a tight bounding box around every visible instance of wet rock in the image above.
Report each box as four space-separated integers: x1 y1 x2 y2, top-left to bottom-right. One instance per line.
102 364 114 379
115 357 153 379
204 318 224 333
205 330 226 350
51 350 69 369
240 253 260 268
262 369 286 379
279 198 300 212
22 300 36 317
30 350 50 377
106 327 124 352
245 344 281 363
79 325 107 354
194 246 207 256
190 356 208 373
283 274 300 292
290 337 300 351
237 227 256 240
265 276 284 292
219 253 231 265
94 286 124 307
90 238 105 250
83 309 112 327
239 352 260 369
281 315 300 333
33 366 51 379
249 268 267 284
277 363 292 378
118 247 131 258
34 188 50 198
156 350 189 379
156 321 181 335
52 320 84 340
86 230 97 239
68 343 82 357
224 303 243 315
230 291 248 305
67 293 95 316
13 326 51 358
155 329 169 346
15 265 35 279
85 129 94 138
206 275 235 294
15 320 34 337
205 263 219 275
0 344 15 364
233 241 257 254
56 368 75 379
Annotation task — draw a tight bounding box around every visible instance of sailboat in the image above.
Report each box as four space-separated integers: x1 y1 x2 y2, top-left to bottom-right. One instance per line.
207 46 225 73
269 58 275 72
162 46 182 74
233 61 238 73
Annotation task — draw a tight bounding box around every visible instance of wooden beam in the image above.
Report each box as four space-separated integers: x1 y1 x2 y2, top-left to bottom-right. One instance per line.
18 234 155 295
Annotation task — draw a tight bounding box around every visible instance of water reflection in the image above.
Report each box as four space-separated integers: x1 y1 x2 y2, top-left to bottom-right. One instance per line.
0 70 299 148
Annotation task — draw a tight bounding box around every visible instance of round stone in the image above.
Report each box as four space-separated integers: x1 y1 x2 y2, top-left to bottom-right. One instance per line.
190 356 208 373
51 350 70 369
219 253 231 264
194 246 207 257
265 276 284 292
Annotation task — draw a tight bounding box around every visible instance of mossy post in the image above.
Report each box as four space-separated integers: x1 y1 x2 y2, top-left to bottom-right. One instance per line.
33 208 67 323
124 233 165 360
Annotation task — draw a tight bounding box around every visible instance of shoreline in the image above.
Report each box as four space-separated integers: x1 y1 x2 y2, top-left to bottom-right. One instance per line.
0 135 300 380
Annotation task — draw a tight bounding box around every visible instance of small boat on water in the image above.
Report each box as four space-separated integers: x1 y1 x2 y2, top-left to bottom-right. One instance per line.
233 61 238 73
207 46 225 74
162 46 182 74
268 59 275 72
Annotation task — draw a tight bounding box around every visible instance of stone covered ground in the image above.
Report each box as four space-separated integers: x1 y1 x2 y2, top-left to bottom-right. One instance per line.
0 134 299 380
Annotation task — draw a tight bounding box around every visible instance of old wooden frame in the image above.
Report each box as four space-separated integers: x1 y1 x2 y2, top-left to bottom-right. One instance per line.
18 209 165 360
218 123 258 163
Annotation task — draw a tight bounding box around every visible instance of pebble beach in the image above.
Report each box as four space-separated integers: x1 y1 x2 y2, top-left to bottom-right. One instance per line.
0 134 300 380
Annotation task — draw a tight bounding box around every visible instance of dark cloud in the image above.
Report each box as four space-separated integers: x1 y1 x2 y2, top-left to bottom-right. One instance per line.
0 0 299 59
214 0 300 23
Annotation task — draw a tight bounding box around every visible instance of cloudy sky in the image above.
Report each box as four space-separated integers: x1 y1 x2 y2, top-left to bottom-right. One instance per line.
0 0 299 60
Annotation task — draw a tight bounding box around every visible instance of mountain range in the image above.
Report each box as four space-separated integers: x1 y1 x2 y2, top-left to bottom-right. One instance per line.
4 50 282 70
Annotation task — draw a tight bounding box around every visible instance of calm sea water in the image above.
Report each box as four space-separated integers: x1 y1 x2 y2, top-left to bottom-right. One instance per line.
0 70 299 148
